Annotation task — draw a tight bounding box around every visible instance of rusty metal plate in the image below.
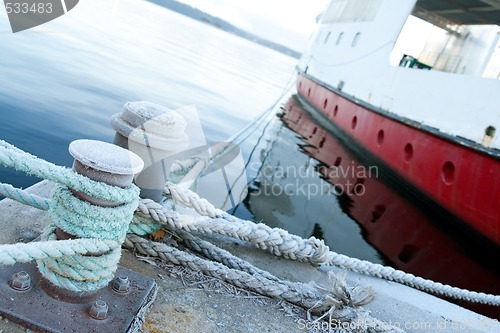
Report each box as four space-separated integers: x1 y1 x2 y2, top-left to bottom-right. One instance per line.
0 262 157 333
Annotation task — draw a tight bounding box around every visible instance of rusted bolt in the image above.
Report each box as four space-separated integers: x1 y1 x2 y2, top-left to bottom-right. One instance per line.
10 271 31 291
112 276 130 293
89 300 109 320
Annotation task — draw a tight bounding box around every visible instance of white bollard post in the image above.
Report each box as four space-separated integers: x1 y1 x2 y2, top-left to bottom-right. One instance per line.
111 101 190 202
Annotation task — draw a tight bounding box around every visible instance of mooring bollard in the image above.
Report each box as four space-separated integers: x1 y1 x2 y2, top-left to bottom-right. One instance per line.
44 139 144 301
54 139 144 241
111 101 190 202
0 139 158 332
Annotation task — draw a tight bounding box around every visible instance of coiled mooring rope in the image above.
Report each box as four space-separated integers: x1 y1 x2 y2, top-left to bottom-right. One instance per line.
0 139 139 291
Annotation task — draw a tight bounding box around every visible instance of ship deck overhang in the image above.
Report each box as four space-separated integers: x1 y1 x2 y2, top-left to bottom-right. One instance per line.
414 0 500 31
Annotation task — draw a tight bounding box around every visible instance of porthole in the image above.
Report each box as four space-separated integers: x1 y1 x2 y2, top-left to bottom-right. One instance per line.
404 143 413 162
377 130 384 146
353 178 365 195
371 204 386 223
442 161 455 185
319 137 326 148
398 244 418 263
351 116 357 130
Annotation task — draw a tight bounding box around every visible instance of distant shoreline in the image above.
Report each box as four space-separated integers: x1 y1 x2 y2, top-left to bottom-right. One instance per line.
146 0 301 59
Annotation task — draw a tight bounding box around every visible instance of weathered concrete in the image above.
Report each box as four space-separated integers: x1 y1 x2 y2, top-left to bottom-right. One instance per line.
0 181 498 333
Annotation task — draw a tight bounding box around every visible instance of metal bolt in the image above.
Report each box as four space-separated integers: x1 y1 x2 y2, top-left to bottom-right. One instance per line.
10 271 31 291
89 300 109 320
112 275 130 293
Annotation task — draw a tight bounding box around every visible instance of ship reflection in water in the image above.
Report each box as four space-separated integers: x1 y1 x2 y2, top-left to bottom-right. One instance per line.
242 95 500 319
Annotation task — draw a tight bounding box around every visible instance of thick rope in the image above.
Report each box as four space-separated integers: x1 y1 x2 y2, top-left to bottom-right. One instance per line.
49 186 136 242
158 182 500 306
0 233 118 265
165 181 222 217
124 233 402 333
125 234 328 310
125 234 368 312
45 187 137 291
134 197 329 264
324 252 500 306
0 182 51 210
0 140 139 291
176 229 288 283
0 140 138 203
37 227 122 291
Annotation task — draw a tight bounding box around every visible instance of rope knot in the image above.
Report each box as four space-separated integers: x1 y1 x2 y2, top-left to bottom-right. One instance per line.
307 237 330 266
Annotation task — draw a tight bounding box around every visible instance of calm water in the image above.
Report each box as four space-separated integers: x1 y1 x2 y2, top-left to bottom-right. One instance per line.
1 0 499 319
0 0 295 188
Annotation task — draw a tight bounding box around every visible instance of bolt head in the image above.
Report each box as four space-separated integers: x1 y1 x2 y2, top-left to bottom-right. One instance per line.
10 271 31 291
112 275 130 293
89 300 108 320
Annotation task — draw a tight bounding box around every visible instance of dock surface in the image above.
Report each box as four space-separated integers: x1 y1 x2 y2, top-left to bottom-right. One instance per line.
0 181 498 333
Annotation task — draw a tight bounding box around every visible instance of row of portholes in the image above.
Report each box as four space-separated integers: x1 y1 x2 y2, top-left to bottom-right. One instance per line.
377 129 455 185
306 83 456 186
323 97 353 128
324 31 361 47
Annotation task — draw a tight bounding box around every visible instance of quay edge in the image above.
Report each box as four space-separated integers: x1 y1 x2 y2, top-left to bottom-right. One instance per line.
0 181 498 333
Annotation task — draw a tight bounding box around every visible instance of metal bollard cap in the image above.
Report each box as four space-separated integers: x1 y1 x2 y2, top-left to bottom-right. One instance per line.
110 101 189 151
69 139 144 175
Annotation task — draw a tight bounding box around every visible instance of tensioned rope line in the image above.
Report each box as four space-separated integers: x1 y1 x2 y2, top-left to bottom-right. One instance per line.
122 234 405 333
0 139 406 333
0 143 404 333
0 140 137 203
160 182 500 306
1 138 499 332
169 73 296 181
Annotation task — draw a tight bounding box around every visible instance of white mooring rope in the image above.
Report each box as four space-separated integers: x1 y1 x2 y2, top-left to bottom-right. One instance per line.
0 139 499 333
158 182 500 307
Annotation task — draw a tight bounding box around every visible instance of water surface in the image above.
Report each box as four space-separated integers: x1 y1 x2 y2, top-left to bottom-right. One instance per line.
1 0 498 319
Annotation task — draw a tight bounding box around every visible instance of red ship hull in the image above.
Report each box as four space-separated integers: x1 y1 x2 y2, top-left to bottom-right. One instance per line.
297 73 500 246
279 95 500 318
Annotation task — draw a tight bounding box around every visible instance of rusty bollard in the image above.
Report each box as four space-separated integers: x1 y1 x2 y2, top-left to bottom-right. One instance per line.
54 139 143 240
45 139 143 301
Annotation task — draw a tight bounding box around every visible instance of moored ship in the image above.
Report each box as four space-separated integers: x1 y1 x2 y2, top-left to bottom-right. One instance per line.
296 0 500 246
279 95 500 318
